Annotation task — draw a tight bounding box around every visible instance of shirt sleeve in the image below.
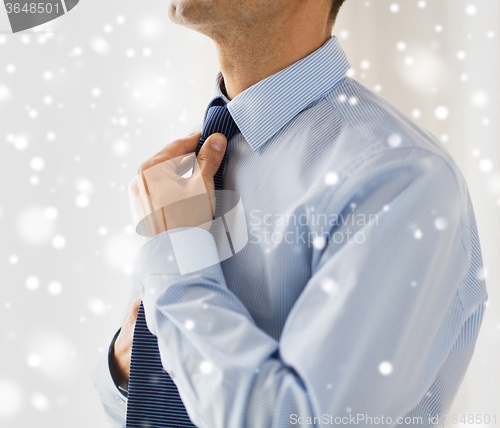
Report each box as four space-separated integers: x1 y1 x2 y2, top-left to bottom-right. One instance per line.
135 148 482 428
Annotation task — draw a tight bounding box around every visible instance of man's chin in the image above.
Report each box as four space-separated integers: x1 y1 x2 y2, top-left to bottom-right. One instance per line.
168 0 205 26
167 0 184 24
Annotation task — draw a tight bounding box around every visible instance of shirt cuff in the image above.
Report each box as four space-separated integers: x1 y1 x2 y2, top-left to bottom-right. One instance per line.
133 226 222 281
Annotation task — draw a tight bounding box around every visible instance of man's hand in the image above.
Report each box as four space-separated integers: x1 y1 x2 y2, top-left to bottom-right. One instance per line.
111 297 142 387
113 134 229 382
136 131 228 235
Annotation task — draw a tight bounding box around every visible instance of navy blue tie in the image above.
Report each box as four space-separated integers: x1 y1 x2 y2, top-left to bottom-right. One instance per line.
125 97 239 428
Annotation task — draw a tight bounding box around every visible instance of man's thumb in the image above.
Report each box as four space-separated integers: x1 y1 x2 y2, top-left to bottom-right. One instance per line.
197 133 227 179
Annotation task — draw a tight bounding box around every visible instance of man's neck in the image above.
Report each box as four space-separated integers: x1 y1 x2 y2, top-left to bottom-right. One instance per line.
214 22 332 100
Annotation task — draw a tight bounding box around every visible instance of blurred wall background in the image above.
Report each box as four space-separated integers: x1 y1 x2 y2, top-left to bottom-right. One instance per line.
0 0 498 426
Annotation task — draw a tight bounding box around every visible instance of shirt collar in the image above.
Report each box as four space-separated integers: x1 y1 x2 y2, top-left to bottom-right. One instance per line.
204 36 351 151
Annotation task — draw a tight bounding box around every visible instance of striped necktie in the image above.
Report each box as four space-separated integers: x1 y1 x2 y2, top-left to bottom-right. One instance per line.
125 97 239 428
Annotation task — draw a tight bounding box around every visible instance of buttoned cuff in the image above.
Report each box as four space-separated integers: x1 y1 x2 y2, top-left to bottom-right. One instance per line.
132 227 222 284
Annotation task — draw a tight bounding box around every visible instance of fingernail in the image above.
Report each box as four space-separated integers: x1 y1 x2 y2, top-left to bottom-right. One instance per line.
210 134 226 152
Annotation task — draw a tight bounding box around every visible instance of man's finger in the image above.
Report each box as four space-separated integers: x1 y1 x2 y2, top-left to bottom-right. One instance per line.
197 133 227 181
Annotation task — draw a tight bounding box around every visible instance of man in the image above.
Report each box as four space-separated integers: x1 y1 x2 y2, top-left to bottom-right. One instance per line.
93 0 487 427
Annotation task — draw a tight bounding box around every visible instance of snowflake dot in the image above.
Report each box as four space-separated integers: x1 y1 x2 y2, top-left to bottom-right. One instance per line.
379 361 393 376
199 360 213 374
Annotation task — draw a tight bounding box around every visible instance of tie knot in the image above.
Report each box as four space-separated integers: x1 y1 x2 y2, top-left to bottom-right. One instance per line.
201 101 239 142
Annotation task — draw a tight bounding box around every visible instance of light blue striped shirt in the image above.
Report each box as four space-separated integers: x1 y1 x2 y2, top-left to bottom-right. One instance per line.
93 36 487 428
